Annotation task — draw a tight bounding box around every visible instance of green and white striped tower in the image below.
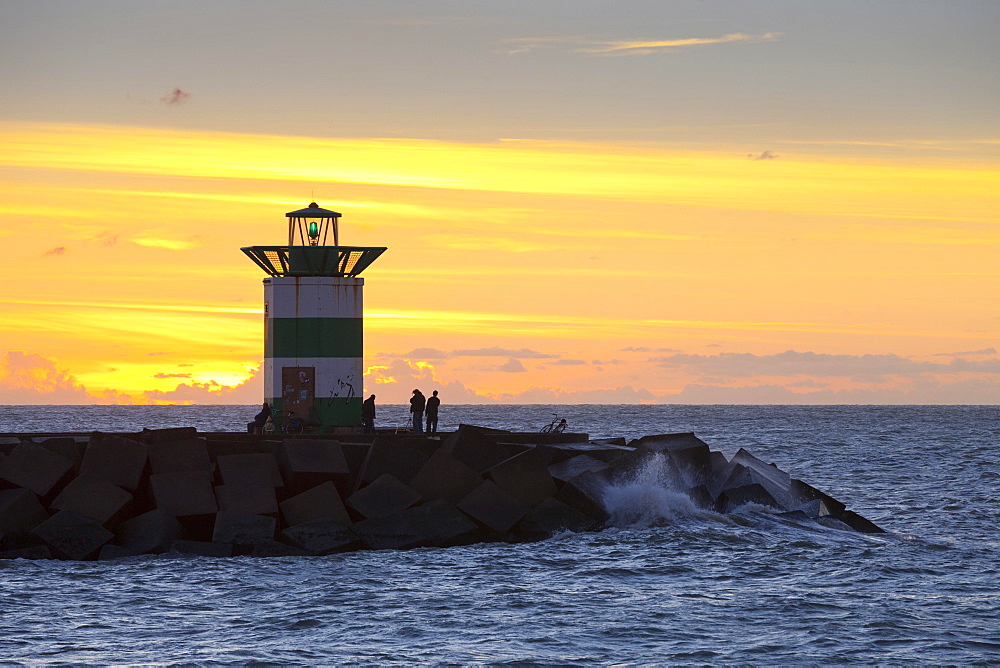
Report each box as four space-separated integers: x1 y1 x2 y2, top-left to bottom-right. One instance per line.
242 203 386 432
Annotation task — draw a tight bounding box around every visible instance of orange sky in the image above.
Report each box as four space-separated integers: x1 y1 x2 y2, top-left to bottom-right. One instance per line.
1 2 998 404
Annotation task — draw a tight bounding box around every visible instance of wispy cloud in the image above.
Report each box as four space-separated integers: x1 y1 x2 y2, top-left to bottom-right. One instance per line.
393 347 559 360
748 150 778 161
44 246 67 256
502 32 781 57
498 358 527 373
160 87 191 106
651 350 1000 383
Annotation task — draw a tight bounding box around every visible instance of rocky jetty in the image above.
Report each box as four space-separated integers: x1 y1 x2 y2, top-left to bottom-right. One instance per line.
0 425 884 560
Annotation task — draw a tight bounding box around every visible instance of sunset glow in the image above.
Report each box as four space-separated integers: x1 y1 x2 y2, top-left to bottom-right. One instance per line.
2 2 997 404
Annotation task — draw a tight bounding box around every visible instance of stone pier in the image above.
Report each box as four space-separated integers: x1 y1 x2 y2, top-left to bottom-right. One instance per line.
0 426 885 560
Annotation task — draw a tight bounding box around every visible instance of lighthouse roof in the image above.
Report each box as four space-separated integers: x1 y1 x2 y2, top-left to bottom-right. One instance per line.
286 202 342 218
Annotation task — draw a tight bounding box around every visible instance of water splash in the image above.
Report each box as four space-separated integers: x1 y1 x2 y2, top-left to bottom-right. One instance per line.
601 453 701 528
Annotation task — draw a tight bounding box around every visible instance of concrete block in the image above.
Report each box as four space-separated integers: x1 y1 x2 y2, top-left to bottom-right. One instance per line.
216 453 284 489
709 462 753 499
0 437 20 455
280 518 360 554
51 474 132 525
0 545 52 560
601 448 670 487
206 438 281 460
716 483 780 512
347 474 422 520
537 441 635 465
339 442 369 490
250 539 314 557
140 427 198 444
458 480 531 534
547 454 608 485
709 450 729 479
98 544 133 560
211 511 276 545
486 448 558 506
147 438 212 475
815 516 855 532
443 426 512 473
0 488 49 534
355 437 429 488
279 481 351 528
515 497 599 539
731 448 792 506
81 435 148 491
0 442 74 497
684 484 714 510
791 498 833 519
837 510 886 534
555 470 610 522
169 540 234 557
280 439 350 494
633 433 714 487
116 509 184 555
151 471 218 516
215 481 279 516
37 438 83 474
409 449 483 504
789 479 847 516
31 510 114 560
352 500 479 550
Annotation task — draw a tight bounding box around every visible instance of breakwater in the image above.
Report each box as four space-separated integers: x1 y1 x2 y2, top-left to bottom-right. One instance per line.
0 424 883 560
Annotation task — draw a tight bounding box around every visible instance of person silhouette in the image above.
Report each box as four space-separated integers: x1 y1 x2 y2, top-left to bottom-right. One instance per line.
425 390 440 434
362 394 376 434
410 389 425 433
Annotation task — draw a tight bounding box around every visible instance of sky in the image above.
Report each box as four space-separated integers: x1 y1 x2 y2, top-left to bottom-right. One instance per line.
1 0 998 405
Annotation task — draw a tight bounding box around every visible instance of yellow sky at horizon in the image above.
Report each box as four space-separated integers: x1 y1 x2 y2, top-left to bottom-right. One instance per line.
2 121 998 404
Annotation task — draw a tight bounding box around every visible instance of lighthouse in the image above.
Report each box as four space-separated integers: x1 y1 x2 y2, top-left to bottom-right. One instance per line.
242 203 386 432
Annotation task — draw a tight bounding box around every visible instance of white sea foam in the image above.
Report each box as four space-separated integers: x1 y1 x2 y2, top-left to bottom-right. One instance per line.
601 453 702 528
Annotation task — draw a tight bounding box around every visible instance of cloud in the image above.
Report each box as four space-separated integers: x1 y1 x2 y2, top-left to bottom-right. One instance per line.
494 385 658 404
394 347 558 359
44 246 66 256
160 87 191 106
498 358 527 373
397 347 452 359
669 377 1000 405
95 232 118 247
364 358 486 403
932 347 997 357
503 32 781 57
551 359 587 365
130 235 199 250
0 351 131 404
651 350 1000 383
749 150 778 160
143 366 262 404
153 372 193 379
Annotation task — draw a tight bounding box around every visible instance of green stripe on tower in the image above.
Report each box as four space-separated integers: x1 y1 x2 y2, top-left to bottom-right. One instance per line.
265 317 363 358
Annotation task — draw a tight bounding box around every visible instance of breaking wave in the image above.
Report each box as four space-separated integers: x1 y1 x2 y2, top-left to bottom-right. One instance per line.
601 453 704 528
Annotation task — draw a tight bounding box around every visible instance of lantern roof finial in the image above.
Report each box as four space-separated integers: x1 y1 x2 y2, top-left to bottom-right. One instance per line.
286 202 341 218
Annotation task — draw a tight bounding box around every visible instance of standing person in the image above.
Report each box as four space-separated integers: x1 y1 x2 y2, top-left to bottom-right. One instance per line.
425 390 441 434
362 394 377 434
410 388 425 433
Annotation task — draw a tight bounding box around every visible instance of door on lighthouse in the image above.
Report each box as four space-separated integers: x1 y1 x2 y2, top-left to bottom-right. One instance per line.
281 366 315 421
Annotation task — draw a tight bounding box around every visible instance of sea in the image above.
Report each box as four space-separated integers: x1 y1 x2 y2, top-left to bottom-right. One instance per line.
1 404 998 665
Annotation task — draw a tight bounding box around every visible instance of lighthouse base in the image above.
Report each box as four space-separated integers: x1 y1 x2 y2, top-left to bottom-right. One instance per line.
263 276 365 432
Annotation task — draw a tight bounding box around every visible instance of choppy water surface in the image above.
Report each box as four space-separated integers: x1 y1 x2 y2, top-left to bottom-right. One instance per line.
1 405 998 664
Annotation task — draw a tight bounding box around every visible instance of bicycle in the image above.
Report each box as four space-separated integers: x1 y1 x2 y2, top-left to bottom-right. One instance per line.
282 411 304 435
540 416 568 434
